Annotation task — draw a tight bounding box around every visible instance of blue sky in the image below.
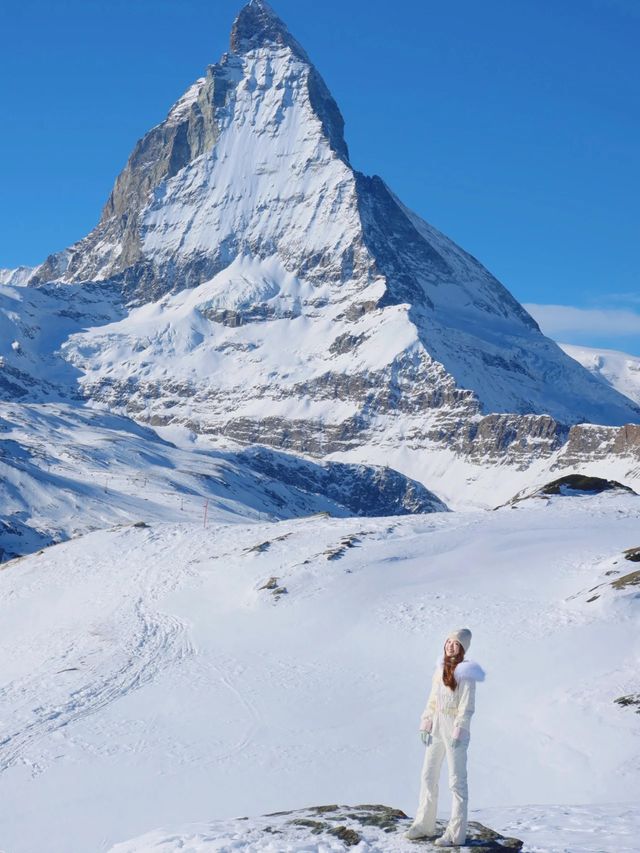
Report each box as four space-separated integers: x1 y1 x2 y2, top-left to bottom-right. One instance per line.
2 0 638 353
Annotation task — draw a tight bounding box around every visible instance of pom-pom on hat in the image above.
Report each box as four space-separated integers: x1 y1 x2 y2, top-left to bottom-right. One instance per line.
447 628 472 653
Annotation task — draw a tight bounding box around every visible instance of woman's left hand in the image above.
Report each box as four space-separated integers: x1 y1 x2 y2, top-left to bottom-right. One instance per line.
451 726 466 748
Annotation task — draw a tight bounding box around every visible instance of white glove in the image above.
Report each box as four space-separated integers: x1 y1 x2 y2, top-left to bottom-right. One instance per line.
452 726 466 748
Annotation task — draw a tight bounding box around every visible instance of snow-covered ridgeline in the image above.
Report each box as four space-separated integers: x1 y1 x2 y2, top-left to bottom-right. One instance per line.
0 399 446 560
0 266 33 286
560 342 640 405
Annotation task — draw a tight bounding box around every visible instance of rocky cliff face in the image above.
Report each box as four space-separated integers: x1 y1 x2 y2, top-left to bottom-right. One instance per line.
3 0 639 508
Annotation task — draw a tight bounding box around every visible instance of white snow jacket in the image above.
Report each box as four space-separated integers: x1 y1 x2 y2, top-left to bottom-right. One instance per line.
419 657 486 733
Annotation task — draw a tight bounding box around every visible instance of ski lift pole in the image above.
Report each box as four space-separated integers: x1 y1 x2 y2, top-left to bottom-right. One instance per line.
203 498 209 529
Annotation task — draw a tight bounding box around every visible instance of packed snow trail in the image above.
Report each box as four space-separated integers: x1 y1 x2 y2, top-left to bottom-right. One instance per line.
0 525 194 775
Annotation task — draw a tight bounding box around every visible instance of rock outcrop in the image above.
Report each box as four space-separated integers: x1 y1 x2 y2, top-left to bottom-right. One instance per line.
108 803 524 851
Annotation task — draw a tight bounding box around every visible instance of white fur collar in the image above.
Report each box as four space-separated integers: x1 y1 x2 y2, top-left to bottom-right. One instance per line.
437 656 486 682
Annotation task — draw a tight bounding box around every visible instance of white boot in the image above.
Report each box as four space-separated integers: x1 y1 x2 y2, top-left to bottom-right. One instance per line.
404 824 430 840
434 836 454 847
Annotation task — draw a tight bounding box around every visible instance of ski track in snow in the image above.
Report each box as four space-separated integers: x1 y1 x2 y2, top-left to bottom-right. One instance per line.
0 527 195 775
0 600 192 774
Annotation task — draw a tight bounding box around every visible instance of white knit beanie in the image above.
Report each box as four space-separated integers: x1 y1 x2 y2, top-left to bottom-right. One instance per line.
447 628 472 653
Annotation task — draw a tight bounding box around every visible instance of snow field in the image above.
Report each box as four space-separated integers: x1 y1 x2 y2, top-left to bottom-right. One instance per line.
0 495 637 851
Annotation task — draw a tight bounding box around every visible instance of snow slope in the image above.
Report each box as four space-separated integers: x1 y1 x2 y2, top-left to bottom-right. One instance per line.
0 400 444 560
0 279 122 399
0 493 638 852
560 342 640 406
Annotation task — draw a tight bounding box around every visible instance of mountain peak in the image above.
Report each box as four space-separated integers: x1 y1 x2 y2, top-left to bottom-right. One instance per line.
230 0 308 59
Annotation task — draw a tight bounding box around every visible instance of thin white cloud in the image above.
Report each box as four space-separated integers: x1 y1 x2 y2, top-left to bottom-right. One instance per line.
600 292 640 306
524 303 640 337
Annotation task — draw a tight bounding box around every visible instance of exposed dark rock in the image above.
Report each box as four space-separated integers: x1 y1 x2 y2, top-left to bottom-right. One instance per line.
327 825 361 846
325 535 361 561
289 818 325 832
248 542 273 555
256 804 525 849
610 570 640 591
350 803 409 832
257 576 287 598
501 474 637 508
538 475 635 496
201 305 298 326
237 446 448 516
356 173 448 309
339 301 379 321
329 332 367 356
615 694 640 714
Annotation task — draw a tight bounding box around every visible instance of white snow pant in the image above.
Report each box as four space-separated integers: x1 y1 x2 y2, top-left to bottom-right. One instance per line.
413 713 469 844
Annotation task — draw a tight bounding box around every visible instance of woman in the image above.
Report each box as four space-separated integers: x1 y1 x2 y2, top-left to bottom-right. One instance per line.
405 628 486 846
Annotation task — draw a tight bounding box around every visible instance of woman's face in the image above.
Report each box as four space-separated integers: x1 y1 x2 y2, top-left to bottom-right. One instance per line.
445 638 462 657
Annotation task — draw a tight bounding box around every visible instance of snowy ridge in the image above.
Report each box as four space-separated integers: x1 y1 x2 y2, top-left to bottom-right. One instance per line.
0 400 445 560
560 342 640 405
0 266 33 286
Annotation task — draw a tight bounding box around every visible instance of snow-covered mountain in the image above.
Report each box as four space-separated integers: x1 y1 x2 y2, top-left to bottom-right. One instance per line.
2 0 640 518
18 0 638 440
560 342 640 405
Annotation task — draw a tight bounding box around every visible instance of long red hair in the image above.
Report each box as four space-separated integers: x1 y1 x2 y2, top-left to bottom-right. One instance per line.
443 642 465 690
